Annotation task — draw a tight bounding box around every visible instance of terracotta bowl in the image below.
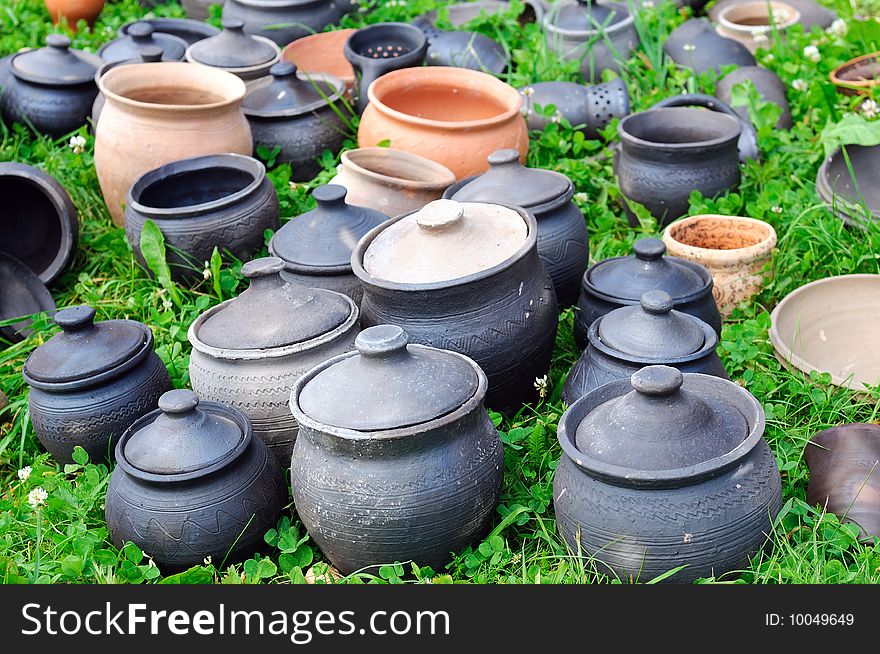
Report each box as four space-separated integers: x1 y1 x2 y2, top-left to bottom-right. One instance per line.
816 144 880 227
715 0 800 53
769 274 880 391
281 29 356 92
663 214 776 316
830 52 880 96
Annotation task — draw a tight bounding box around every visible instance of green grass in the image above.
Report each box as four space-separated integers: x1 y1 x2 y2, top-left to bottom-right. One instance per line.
2 0 880 584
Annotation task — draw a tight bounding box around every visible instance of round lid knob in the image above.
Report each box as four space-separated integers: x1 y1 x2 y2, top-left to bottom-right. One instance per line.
128 22 154 40
416 199 464 232
55 305 96 332
313 184 347 207
640 289 674 315
631 365 684 397
221 18 245 31
355 324 408 357
487 149 521 167
634 238 666 261
158 389 200 415
270 61 297 78
46 34 71 50
138 45 163 63
241 256 286 280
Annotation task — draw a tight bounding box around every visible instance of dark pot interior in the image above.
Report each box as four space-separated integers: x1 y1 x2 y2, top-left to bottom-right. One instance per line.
0 177 63 275
136 167 254 210
348 24 426 59
623 108 737 145
840 58 880 82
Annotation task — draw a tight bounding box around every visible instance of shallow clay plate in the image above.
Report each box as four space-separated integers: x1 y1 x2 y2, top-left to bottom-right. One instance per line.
769 274 880 391
816 144 880 226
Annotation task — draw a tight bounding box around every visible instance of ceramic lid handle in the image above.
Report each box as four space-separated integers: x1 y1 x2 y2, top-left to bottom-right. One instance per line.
270 61 298 78
128 22 154 40
416 199 464 233
242 257 286 280
221 18 245 32
356 324 408 358
487 149 521 168
640 290 674 315
158 389 200 415
45 34 71 51
631 365 683 397
138 45 163 63
313 184 347 207
54 305 96 333
633 237 666 261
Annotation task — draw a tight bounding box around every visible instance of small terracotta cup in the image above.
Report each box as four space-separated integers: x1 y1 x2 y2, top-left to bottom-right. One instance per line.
662 214 776 316
830 52 880 97
281 29 356 93
45 0 104 29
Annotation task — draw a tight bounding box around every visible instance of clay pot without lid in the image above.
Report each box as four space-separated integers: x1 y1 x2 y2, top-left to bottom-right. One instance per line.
816 144 880 227
119 18 221 46
574 237 721 348
221 0 351 47
563 290 728 405
716 66 791 130
125 154 278 283
664 18 756 74
106 389 287 570
555 365 781 582
518 78 630 139
289 324 503 575
662 215 776 317
0 162 77 285
269 184 387 303
831 52 880 97
281 28 356 91
98 22 187 63
188 257 359 464
709 0 835 30
328 147 456 217
44 0 104 29
186 19 280 80
358 67 528 179
22 306 172 464
95 62 252 226
91 45 164 127
715 1 800 53
0 252 55 343
769 274 880 392
806 424 880 541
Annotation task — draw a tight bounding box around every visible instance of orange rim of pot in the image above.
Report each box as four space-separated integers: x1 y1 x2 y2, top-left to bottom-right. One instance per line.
830 51 880 94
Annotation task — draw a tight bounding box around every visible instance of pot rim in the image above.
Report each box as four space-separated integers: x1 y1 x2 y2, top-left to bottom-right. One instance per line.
618 107 741 151
126 153 266 219
716 0 800 33
830 51 880 92
241 70 346 118
113 399 253 483
557 372 765 488
187 289 359 361
338 147 456 192
815 147 880 225
582 254 715 305
98 61 246 114
365 67 523 131
442 171 574 214
185 35 281 75
805 422 880 467
587 313 719 365
270 254 353 276
662 214 777 264
351 202 539 291
289 343 489 441
118 17 222 40
541 0 634 38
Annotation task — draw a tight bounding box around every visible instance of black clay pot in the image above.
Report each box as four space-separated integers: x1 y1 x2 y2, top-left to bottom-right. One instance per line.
119 17 220 46
344 22 429 114
22 306 172 464
269 184 387 303
125 154 280 283
413 18 508 74
664 18 756 74
106 389 287 571
573 238 721 348
421 0 544 26
222 0 351 47
353 200 558 412
290 324 503 575
615 107 742 225
518 78 629 138
0 162 77 284
555 365 782 582
563 290 728 405
98 22 187 63
242 62 348 182
185 19 281 80
444 149 588 307
716 66 791 130
0 252 55 343
0 35 102 138
816 144 880 227
91 45 163 127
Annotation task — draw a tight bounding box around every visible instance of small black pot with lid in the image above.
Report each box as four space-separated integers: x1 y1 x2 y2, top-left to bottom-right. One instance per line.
289 324 504 575
22 305 172 464
106 389 287 570
574 237 721 348
185 19 281 81
98 22 187 63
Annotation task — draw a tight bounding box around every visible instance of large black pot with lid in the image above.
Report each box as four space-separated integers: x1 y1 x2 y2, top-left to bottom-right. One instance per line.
574 237 721 348
188 257 359 463
555 365 782 582
106 389 287 570
289 324 504 575
22 305 172 464
563 290 728 404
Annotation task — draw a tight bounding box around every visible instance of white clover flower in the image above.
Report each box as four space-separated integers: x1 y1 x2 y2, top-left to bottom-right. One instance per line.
803 45 820 63
827 18 847 38
521 86 534 97
27 487 48 509
204 556 212 566
641 0 654 7
574 192 588 203
771 206 783 214
202 261 212 280
288 181 298 191
17 466 32 482
682 43 696 52
752 31 768 45
534 375 549 399
162 297 173 312
68 135 87 154
550 112 562 124
792 78 808 92
861 99 879 119
763 53 775 62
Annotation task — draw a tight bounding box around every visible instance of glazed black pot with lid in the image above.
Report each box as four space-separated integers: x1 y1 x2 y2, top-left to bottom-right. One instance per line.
242 62 344 117
9 34 101 86
98 22 187 63
185 19 279 77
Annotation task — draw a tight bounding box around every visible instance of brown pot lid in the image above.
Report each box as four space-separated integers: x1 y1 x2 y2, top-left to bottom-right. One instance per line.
188 19 278 68
11 35 101 86
242 62 340 117
363 200 527 284
196 257 352 350
298 324 479 431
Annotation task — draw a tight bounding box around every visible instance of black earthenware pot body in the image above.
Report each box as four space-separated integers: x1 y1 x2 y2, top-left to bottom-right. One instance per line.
269 184 387 303
518 78 629 138
352 201 558 413
0 162 77 284
573 238 721 348
125 154 279 283
289 325 503 575
444 149 588 307
22 306 172 464
555 365 782 582
0 252 55 342
616 107 741 225
0 35 102 138
563 290 728 405
222 0 351 46
242 63 348 182
664 18 756 74
106 390 287 571
716 66 791 129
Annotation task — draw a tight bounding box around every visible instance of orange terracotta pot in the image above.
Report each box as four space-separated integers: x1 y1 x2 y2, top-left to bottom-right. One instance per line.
281 29 356 93
44 0 105 29
95 62 252 226
357 67 528 180
830 51 880 97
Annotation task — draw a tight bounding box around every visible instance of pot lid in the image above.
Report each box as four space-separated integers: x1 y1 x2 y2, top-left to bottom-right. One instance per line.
596 290 706 358
195 257 352 350
363 200 528 284
550 0 626 31
450 149 572 210
587 238 706 302
122 390 246 475
573 366 748 471
10 35 101 86
298 324 479 431
188 19 278 68
242 62 339 117
270 185 388 269
23 305 149 384
98 22 187 63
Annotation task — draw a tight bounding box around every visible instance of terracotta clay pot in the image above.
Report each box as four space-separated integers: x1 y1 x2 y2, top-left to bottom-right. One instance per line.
357 67 528 179
281 28 356 92
715 0 799 53
328 147 456 216
91 45 164 126
831 52 880 97
709 0 835 31
95 62 252 226
662 215 776 317
44 0 104 29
